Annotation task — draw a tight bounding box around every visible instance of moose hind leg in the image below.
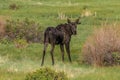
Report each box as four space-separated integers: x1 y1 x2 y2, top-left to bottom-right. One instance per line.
41 43 48 66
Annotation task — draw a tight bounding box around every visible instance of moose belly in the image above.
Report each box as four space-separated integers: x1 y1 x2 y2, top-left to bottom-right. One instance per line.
55 35 64 44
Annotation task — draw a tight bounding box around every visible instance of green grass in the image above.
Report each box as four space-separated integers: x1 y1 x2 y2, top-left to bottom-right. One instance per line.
0 0 120 80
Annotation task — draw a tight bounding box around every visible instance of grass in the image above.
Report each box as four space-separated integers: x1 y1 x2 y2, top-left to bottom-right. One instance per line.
0 0 120 80
75 66 120 80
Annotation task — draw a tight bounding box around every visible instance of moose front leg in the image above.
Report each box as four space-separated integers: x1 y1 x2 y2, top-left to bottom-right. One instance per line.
50 44 55 65
60 44 64 62
65 42 72 62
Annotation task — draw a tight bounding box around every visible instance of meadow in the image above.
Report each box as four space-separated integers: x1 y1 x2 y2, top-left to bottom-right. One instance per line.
0 0 120 80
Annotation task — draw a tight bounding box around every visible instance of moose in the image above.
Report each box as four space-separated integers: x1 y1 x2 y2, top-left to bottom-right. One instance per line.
41 17 81 66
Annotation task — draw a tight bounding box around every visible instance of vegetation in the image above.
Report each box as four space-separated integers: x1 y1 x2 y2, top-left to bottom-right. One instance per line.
4 18 42 43
82 24 120 66
25 67 68 80
9 3 19 10
0 0 120 80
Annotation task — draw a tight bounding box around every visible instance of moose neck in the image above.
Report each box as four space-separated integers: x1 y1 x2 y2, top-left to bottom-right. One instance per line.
56 23 75 37
65 23 74 36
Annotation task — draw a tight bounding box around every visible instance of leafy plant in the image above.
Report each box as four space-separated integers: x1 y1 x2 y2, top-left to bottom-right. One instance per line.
0 37 11 44
25 67 68 80
112 52 120 65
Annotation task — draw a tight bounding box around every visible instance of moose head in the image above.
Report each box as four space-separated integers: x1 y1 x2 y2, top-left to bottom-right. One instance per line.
67 17 81 35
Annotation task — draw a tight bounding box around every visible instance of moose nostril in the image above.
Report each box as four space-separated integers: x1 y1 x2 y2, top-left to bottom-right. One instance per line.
74 31 77 35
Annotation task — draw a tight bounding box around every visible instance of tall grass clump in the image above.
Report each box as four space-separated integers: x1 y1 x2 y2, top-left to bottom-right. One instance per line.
82 24 120 66
25 67 68 80
58 11 67 20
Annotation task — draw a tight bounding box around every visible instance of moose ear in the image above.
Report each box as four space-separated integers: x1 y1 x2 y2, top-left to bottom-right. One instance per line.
67 18 71 23
75 17 81 24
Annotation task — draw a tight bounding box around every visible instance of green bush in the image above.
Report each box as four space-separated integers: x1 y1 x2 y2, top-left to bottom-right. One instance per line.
112 52 120 65
9 3 19 10
25 67 68 80
0 37 11 44
4 18 42 43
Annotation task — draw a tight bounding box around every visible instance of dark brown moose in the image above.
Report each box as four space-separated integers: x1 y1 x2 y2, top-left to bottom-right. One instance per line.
41 17 81 66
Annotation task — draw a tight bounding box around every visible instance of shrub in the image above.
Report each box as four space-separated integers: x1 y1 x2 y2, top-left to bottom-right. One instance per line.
9 3 19 10
4 18 42 43
14 38 28 48
112 52 120 65
82 24 120 66
25 67 68 80
0 37 11 44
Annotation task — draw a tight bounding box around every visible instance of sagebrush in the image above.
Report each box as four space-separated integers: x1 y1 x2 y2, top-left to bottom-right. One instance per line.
4 18 42 43
82 24 120 66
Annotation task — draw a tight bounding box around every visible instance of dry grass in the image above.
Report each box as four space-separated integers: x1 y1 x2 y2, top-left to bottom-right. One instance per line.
57 11 67 20
82 23 120 66
0 16 8 38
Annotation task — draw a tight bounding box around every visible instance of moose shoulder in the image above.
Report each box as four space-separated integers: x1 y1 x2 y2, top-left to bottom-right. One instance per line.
41 18 81 66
